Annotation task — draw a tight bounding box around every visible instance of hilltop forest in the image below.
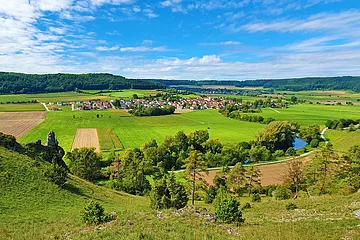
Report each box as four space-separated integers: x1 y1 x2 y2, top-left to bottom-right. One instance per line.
152 76 360 92
0 72 164 94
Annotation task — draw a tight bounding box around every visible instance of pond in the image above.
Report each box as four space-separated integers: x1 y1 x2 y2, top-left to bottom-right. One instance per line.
293 137 308 150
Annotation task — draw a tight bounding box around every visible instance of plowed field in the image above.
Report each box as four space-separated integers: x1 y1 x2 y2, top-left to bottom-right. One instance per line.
71 128 100 152
0 112 47 139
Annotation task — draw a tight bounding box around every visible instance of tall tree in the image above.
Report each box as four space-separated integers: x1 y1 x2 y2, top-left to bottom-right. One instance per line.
282 160 305 193
183 149 207 205
245 166 262 196
227 163 246 193
67 147 101 180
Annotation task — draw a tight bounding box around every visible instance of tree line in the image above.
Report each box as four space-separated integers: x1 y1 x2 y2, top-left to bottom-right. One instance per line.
129 105 175 116
0 72 164 94
151 76 360 92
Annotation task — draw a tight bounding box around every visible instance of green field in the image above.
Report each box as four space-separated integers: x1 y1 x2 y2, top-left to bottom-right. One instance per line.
19 110 265 152
325 129 360 152
0 103 45 112
97 128 124 151
82 89 161 99
247 103 360 126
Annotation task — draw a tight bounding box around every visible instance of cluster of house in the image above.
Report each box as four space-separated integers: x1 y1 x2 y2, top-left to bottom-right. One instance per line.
48 100 112 111
116 97 236 110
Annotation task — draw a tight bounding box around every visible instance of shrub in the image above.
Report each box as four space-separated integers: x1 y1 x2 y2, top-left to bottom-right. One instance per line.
81 201 110 225
286 203 298 210
242 202 251 209
44 164 67 187
273 150 285 158
215 198 244 224
251 193 261 202
310 139 319 148
272 186 292 200
286 147 296 156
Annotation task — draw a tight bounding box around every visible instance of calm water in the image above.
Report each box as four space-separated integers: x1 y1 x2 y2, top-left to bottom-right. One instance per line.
293 137 308 150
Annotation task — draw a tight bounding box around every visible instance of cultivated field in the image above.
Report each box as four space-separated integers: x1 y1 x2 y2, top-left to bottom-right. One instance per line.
71 128 100 152
84 89 162 99
0 112 47 139
97 128 123 151
0 103 45 112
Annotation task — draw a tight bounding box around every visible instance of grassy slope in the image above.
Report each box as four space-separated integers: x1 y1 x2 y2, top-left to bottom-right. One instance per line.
19 110 265 152
1 148 359 239
325 129 360 152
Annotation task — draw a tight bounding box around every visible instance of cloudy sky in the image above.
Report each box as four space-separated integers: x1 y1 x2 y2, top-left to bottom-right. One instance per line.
0 0 359 79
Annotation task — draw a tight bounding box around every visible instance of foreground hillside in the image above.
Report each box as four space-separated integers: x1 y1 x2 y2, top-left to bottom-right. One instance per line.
1 146 359 239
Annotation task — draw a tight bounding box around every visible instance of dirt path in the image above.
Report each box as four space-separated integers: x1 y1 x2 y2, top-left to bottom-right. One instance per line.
41 102 49 112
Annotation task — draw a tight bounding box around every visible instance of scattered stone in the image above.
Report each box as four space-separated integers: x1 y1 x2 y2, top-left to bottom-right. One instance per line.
353 210 360 219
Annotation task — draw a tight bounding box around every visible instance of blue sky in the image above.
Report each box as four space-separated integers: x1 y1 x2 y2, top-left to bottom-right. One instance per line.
0 0 360 80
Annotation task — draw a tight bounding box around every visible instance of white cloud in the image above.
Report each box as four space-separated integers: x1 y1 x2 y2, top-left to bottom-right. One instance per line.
119 46 170 52
238 10 360 33
95 45 120 51
199 41 242 46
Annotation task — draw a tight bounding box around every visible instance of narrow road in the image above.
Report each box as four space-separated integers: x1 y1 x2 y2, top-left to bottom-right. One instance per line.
321 127 328 143
110 102 116 109
269 107 280 113
41 102 49 112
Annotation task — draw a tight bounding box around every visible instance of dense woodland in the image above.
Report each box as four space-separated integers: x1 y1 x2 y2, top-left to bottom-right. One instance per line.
0 72 164 94
152 76 360 92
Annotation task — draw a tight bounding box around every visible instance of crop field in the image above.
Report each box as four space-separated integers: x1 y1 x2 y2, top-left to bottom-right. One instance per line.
0 112 47 139
71 128 100 152
19 109 265 152
325 129 360 153
0 103 45 112
247 103 360 126
97 128 124 151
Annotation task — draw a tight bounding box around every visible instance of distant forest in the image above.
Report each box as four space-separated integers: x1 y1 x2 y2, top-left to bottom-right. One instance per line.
0 72 164 94
151 76 360 92
1 72 360 94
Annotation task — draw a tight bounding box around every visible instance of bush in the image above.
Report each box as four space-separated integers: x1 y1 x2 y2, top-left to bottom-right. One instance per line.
286 203 298 210
215 198 244 224
251 193 261 202
273 150 285 158
242 202 251 209
285 147 296 156
272 186 292 200
81 201 110 225
44 164 67 187
310 139 319 148
67 148 101 180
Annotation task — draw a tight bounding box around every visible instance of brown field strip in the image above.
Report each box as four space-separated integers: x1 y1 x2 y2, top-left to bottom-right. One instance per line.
0 112 47 139
72 128 100 152
0 112 47 120
198 157 311 187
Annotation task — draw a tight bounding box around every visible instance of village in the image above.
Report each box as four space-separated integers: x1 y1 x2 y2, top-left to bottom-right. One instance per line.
44 96 288 112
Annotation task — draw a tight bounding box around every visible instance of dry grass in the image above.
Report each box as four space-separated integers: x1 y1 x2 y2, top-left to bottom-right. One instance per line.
72 128 100 152
0 111 47 120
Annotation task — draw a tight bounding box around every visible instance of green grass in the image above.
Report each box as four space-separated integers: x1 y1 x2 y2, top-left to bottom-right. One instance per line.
19 110 265 152
247 103 360 126
88 89 161 99
97 128 124 151
325 129 360 152
0 103 45 112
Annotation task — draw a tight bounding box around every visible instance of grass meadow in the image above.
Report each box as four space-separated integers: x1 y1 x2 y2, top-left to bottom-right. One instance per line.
248 103 360 126
325 129 360 152
0 103 45 112
1 146 359 240
19 109 265 152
